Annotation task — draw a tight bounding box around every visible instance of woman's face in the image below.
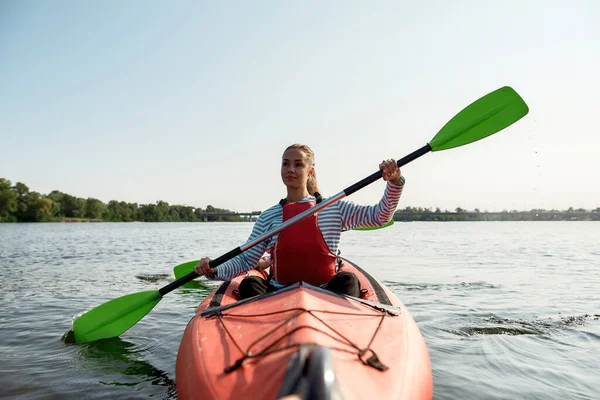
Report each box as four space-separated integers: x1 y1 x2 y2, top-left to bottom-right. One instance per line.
281 148 313 190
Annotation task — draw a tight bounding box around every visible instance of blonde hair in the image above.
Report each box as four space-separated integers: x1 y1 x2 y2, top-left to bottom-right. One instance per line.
284 143 320 196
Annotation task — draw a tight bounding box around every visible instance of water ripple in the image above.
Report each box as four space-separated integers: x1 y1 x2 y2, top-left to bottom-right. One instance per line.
384 280 499 291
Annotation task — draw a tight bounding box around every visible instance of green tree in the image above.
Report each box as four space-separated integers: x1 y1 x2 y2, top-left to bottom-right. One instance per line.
84 198 107 219
62 194 86 218
140 203 156 222
155 201 170 222
130 203 143 221
12 182 30 219
179 206 197 222
46 190 65 216
107 200 122 221
0 178 18 220
169 205 181 222
10 183 48 222
106 200 136 221
36 198 55 221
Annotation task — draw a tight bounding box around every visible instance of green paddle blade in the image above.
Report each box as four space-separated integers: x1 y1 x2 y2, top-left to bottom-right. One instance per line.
429 86 529 151
73 290 162 343
354 219 394 231
173 260 199 280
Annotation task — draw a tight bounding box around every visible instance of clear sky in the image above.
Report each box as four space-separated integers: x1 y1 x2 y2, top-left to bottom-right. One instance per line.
1 1 598 212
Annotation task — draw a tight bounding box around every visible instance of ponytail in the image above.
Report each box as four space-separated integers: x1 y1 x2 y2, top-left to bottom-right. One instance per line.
307 170 320 196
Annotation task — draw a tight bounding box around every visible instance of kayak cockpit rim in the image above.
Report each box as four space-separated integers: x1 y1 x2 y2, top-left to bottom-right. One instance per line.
200 281 403 319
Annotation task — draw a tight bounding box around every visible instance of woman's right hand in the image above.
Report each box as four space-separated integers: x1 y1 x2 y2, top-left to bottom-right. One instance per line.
194 257 216 276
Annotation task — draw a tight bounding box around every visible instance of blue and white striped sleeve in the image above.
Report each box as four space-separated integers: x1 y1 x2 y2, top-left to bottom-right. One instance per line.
338 179 404 231
208 205 281 281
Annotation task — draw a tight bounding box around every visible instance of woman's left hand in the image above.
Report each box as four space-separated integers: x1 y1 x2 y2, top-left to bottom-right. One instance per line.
379 159 401 183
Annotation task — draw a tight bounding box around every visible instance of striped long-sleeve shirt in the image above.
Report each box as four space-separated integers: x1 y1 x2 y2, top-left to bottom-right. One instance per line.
208 179 405 281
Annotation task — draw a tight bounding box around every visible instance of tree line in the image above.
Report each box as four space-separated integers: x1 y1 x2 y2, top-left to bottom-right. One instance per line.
393 206 600 221
0 178 243 222
2 178 599 223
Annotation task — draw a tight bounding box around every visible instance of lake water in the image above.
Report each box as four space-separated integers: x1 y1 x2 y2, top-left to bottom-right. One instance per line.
1 222 599 399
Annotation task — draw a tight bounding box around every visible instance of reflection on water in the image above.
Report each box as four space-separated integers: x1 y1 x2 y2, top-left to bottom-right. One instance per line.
385 280 500 291
179 280 212 292
71 336 176 396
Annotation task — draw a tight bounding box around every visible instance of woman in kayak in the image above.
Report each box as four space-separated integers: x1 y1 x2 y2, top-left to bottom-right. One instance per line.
194 144 404 298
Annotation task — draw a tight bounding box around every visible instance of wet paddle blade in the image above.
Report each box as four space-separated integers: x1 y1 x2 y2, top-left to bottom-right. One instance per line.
73 290 162 343
173 260 199 280
354 219 394 231
428 86 529 151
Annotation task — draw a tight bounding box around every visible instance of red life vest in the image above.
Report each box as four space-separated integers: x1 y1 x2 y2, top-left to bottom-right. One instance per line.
273 199 338 285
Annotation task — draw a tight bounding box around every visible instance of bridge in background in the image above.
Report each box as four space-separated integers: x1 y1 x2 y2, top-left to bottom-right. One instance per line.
201 211 261 217
199 211 261 221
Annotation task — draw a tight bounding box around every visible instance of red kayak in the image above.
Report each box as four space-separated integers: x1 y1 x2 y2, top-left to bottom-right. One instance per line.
176 258 432 399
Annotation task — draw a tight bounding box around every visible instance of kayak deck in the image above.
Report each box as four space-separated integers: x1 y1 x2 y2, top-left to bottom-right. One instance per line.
176 259 432 400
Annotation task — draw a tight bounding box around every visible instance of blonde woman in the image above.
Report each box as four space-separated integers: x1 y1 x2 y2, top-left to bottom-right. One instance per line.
195 144 405 299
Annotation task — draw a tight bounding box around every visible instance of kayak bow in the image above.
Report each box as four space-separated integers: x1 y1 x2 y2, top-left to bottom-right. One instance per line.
176 258 433 400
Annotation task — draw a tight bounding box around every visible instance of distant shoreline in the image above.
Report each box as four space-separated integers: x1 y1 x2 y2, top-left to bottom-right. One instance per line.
392 210 600 222
2 211 598 223
2 177 598 223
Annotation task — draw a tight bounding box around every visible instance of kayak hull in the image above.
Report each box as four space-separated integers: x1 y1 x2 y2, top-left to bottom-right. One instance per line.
176 258 432 400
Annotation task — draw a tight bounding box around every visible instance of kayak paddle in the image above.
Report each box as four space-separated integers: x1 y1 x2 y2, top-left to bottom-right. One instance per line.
72 86 528 343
